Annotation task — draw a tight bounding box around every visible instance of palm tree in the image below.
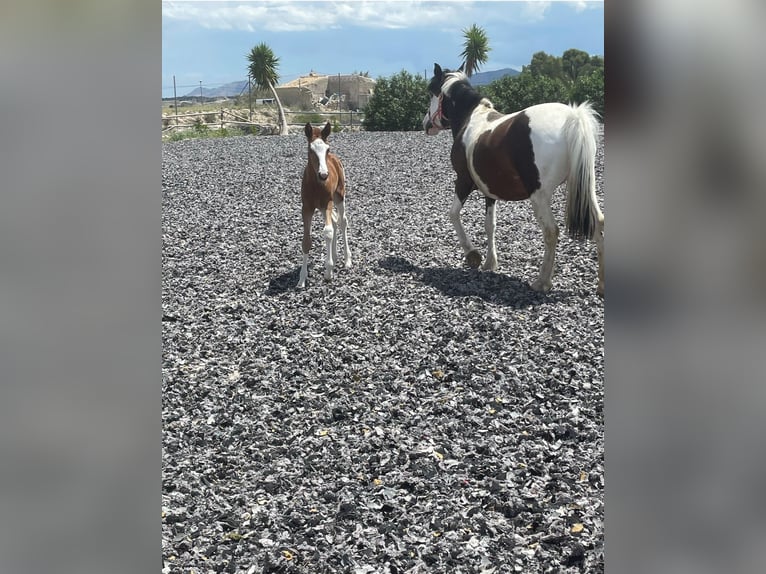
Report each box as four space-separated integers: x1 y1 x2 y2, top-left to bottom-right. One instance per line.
247 43 289 135
459 24 491 78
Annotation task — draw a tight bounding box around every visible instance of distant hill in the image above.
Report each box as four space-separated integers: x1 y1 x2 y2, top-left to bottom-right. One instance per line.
183 80 249 98
176 68 520 98
469 68 521 86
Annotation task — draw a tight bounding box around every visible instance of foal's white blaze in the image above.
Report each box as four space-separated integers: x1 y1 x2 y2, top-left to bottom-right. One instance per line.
310 137 330 179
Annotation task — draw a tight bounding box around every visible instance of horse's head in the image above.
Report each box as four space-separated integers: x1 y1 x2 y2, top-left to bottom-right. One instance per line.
304 121 332 181
423 62 470 135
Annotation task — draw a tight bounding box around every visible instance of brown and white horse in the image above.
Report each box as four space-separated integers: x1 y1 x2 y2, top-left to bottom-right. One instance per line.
423 64 604 296
297 121 351 288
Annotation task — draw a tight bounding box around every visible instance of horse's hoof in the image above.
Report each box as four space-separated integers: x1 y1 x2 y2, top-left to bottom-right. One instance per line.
481 259 498 272
465 249 482 269
531 279 552 293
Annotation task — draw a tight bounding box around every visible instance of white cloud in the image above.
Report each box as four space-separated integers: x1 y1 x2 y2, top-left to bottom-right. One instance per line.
519 0 603 21
162 1 473 32
567 0 603 12
521 1 551 22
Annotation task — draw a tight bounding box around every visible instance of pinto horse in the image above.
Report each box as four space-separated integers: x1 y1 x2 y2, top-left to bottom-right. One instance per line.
423 64 604 296
297 121 351 288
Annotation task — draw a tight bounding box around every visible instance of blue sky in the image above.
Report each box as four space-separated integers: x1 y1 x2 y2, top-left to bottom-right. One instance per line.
162 1 604 98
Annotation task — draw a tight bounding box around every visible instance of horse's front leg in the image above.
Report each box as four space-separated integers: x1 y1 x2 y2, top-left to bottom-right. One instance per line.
482 198 498 271
297 205 314 288
450 180 481 268
322 200 335 281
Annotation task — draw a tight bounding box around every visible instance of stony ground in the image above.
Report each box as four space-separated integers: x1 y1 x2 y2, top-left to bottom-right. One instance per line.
162 127 605 574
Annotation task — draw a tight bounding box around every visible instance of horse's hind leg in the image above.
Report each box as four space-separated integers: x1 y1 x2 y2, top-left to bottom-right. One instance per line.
529 189 559 292
335 192 352 268
482 198 498 271
595 212 604 296
450 180 481 268
322 201 335 281
297 206 314 288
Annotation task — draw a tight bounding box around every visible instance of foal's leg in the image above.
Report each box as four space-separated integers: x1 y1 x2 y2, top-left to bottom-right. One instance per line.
331 206 339 268
297 206 314 288
482 198 498 271
450 180 481 268
335 192 352 268
322 201 335 281
529 189 559 292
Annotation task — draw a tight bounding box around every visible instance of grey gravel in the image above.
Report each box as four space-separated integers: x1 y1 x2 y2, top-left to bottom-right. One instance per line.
163 127 605 574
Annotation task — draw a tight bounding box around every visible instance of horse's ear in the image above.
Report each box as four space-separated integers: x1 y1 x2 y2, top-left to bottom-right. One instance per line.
304 122 313 139
433 63 442 78
457 62 464 73
321 121 331 140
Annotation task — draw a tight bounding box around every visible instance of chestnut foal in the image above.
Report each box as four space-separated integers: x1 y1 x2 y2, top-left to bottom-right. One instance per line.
297 122 351 288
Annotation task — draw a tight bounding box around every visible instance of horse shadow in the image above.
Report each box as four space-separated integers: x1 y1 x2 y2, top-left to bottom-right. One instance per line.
378 256 573 308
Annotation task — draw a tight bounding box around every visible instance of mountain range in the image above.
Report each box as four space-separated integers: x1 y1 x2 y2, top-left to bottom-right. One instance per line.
469 67 521 86
182 80 250 98
179 68 521 98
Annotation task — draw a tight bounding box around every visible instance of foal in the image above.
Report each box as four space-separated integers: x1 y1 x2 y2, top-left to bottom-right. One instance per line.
297 121 351 288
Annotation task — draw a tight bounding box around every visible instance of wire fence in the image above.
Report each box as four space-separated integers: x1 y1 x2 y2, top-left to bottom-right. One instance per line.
161 107 366 136
162 74 375 135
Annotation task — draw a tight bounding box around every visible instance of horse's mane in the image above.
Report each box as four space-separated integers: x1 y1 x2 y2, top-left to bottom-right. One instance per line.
444 71 468 84
443 72 483 113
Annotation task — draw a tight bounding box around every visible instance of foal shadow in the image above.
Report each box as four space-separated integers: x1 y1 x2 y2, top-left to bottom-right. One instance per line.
379 256 572 308
265 267 300 295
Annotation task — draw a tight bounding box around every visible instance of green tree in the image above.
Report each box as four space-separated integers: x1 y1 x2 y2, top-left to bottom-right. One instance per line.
247 42 289 135
569 67 604 118
562 48 591 83
524 51 563 80
363 70 429 131
480 71 569 114
459 24 491 77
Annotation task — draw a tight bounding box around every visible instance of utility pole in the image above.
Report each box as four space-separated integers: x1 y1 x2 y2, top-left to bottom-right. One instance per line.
248 74 252 121
173 75 178 124
199 80 203 104
338 73 341 113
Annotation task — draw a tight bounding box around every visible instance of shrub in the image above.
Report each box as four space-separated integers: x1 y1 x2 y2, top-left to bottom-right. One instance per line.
479 72 569 114
363 70 429 131
569 67 604 119
294 113 326 125
192 117 210 135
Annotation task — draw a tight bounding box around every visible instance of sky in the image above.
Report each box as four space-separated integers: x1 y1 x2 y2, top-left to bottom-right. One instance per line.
162 0 604 98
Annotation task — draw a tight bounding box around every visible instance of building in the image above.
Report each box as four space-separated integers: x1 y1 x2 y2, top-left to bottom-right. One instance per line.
279 72 376 110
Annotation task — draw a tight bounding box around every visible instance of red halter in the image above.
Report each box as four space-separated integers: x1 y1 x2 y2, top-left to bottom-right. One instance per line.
429 93 447 129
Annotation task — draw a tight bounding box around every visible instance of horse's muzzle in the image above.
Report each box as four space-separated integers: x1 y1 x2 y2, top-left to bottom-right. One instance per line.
318 172 328 181
424 121 440 136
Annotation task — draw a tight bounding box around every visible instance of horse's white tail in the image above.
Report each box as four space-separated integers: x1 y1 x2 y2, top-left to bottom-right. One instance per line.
563 102 602 241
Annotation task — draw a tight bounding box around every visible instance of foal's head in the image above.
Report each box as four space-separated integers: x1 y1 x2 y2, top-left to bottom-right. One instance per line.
304 121 333 181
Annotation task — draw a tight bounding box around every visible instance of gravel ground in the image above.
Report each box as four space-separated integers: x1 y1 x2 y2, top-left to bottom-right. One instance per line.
162 127 605 574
